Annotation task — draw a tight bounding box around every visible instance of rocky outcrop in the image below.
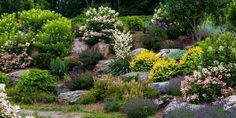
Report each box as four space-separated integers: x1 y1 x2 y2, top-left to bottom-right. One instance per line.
7 69 29 85
93 59 113 75
151 76 186 94
70 39 89 56
164 95 236 118
58 90 87 104
91 42 111 59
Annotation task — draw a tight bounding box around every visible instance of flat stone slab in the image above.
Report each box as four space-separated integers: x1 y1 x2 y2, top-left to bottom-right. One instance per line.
120 71 149 81
58 90 87 104
20 109 81 118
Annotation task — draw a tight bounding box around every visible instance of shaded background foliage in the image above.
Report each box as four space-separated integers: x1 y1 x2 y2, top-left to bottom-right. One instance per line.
0 0 160 17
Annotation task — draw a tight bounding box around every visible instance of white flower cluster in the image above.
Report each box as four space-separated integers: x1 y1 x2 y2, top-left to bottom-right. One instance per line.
113 30 132 59
0 84 19 118
152 4 168 22
81 6 123 44
86 6 119 25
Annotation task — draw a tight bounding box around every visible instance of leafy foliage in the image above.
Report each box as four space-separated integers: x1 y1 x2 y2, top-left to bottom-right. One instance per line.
130 50 160 71
49 57 69 77
108 56 131 76
79 50 103 70
0 72 10 86
16 69 56 103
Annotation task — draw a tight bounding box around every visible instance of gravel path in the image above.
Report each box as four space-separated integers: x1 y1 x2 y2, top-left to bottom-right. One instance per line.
20 109 82 118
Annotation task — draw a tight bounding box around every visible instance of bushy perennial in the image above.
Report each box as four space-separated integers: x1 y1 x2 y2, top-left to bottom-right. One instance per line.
0 84 19 118
113 30 132 59
81 6 123 45
149 59 178 82
130 50 160 71
181 63 236 104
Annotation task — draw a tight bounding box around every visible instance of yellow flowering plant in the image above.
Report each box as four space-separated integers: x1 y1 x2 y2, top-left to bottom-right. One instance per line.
130 50 160 71
178 46 203 75
149 58 178 82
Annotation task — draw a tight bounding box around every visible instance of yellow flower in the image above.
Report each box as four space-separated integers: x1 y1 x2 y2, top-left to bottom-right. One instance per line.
130 50 160 71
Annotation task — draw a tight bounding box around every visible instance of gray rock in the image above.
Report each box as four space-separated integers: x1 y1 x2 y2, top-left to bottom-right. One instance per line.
91 42 111 59
224 95 236 110
164 95 236 118
7 69 29 85
70 39 89 56
58 90 87 104
131 48 146 57
151 76 185 94
120 71 149 81
158 49 182 58
93 59 113 75
55 83 70 95
151 82 169 93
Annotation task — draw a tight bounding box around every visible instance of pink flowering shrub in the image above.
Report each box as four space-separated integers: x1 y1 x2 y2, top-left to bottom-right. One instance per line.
181 63 236 104
0 51 32 72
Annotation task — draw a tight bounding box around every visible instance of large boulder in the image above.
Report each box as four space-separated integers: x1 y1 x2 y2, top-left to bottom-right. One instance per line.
70 39 89 56
151 76 186 94
93 59 113 75
120 72 149 81
7 69 29 85
131 48 146 57
91 42 111 59
164 95 236 118
58 90 87 104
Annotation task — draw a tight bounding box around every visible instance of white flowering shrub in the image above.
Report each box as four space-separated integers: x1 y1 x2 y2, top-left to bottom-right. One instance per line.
113 30 132 59
152 4 168 22
81 6 123 45
181 63 236 104
0 84 19 118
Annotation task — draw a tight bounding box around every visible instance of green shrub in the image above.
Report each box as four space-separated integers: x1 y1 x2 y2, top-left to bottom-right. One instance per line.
121 16 144 31
0 72 10 86
164 0 228 33
16 69 56 103
79 50 103 70
33 53 54 69
79 91 96 105
35 18 74 57
124 98 157 118
198 33 236 68
143 26 168 51
227 1 236 28
49 57 69 77
104 99 122 112
86 75 153 102
108 56 131 76
68 71 94 91
19 9 62 31
0 13 22 34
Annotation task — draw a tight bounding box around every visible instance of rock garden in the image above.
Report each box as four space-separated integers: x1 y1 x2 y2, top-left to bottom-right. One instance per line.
0 0 236 118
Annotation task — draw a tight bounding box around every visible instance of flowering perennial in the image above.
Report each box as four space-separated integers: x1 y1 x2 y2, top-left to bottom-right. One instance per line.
0 84 19 118
81 6 123 45
181 63 236 104
113 30 132 59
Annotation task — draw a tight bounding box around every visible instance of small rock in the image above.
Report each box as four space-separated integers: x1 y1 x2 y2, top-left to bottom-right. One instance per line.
70 39 89 56
151 82 169 93
93 59 113 75
58 90 87 104
158 49 182 58
7 69 29 85
120 71 149 81
131 48 146 57
91 42 111 58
